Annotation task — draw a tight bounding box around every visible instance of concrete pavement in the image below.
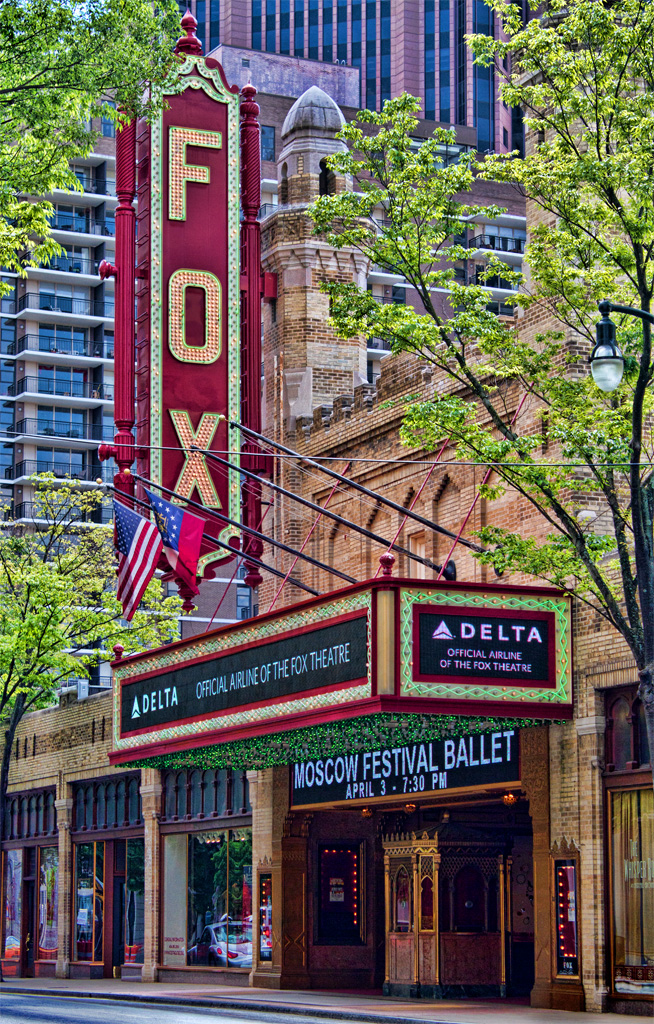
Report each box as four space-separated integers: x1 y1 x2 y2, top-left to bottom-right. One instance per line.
0 976 629 1023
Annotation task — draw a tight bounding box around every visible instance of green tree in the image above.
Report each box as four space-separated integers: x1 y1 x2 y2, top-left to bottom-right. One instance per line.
0 480 182 863
310 2 654 780
0 0 180 280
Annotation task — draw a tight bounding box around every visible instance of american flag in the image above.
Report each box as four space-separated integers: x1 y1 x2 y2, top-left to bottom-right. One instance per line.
114 499 163 621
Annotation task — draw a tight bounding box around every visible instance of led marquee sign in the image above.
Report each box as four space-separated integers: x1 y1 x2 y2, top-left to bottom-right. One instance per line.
135 53 241 571
291 728 520 807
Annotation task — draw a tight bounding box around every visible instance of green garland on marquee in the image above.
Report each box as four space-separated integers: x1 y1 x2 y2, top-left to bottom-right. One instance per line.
127 712 553 771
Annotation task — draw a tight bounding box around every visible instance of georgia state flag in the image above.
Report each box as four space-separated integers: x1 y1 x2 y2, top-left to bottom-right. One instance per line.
145 489 204 595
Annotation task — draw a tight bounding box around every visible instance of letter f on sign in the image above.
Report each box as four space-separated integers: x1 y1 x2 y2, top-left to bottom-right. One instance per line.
170 409 222 507
169 126 223 221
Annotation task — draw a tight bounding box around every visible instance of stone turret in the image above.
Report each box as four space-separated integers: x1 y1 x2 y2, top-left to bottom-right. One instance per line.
261 86 368 436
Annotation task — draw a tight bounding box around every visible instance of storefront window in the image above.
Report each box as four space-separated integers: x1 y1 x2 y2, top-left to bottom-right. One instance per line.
74 842 104 962
611 788 654 995
38 847 58 960
124 838 144 965
318 844 362 943
162 827 253 968
259 874 272 962
554 859 578 976
2 849 22 961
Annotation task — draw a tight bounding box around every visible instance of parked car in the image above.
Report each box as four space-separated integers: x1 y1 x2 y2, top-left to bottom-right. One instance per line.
187 921 253 967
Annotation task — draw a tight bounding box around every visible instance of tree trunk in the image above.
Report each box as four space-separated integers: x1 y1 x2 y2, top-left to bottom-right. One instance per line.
638 665 654 797
0 692 26 982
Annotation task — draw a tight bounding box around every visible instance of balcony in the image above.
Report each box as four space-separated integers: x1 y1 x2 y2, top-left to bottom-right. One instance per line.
10 335 114 360
367 337 392 352
5 500 113 524
48 212 114 236
16 293 114 318
43 255 100 276
9 419 114 443
474 268 519 292
71 174 116 196
5 461 112 483
468 233 525 255
7 377 113 401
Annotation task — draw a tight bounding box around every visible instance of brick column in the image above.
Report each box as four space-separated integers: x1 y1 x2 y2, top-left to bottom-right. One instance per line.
576 715 608 1012
251 766 292 989
140 770 162 983
279 811 311 990
521 726 554 1009
55 796 73 979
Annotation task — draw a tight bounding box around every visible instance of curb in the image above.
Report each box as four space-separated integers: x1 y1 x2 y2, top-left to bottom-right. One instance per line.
0 985 463 1024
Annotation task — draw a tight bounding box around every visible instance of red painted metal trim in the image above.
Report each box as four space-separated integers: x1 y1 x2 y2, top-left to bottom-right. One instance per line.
239 82 264 585
411 603 558 690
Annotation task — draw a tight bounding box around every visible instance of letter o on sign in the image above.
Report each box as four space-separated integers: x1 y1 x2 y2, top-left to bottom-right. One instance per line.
168 269 221 363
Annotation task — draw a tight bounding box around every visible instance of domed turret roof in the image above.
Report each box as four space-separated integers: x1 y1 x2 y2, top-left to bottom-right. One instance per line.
281 86 346 138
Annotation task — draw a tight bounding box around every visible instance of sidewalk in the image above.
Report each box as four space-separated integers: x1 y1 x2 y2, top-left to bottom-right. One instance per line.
1 976 629 1024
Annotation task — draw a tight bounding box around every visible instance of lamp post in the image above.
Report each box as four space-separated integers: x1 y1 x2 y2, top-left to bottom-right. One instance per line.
592 299 654 777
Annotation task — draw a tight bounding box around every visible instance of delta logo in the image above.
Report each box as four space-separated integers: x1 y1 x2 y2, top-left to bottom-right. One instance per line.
431 619 544 644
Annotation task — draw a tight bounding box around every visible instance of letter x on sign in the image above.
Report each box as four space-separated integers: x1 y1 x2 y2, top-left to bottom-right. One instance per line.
169 409 222 507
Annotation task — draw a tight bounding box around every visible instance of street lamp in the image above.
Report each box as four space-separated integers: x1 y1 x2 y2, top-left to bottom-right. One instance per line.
591 299 654 391
590 301 624 391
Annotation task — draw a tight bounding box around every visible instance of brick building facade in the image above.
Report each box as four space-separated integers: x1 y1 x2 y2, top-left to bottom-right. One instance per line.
1 83 651 1016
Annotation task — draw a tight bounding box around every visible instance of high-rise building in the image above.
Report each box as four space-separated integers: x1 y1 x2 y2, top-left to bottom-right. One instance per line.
0 125 118 523
181 0 519 153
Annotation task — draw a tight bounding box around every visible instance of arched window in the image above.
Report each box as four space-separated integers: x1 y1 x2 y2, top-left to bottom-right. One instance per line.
83 785 93 829
190 770 202 817
164 772 176 819
128 777 140 823
96 783 106 829
21 797 29 837
36 793 44 835
28 796 37 836
45 792 56 834
215 770 227 816
176 771 187 819
203 770 216 816
279 162 288 204
610 696 632 769
635 701 651 766
319 157 336 196
394 866 411 932
106 782 116 827
232 770 248 815
453 864 485 932
116 779 126 826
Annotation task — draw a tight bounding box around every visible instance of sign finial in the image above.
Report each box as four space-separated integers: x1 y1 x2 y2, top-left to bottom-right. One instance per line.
175 9 203 56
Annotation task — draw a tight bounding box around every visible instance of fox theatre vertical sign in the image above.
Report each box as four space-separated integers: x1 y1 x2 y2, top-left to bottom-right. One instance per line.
134 22 249 583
